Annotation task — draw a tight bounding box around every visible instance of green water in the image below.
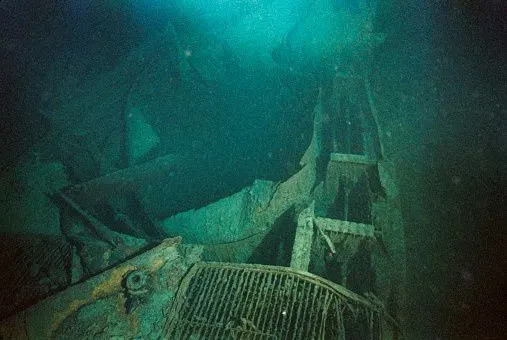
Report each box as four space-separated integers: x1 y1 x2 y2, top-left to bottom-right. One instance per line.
0 0 505 338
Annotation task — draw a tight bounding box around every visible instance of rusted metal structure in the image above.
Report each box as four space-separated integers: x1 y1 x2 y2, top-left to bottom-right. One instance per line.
164 262 399 339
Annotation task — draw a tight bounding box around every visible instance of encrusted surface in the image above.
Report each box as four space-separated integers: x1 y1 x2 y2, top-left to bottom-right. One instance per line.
164 262 398 339
0 237 203 339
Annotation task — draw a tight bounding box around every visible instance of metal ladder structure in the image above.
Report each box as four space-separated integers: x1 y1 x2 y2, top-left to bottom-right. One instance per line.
164 73 406 339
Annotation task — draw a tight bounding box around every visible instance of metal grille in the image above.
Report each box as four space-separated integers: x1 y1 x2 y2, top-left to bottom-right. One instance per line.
164 262 394 339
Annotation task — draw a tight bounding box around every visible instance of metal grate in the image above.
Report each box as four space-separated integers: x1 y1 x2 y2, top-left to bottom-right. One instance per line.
164 262 396 339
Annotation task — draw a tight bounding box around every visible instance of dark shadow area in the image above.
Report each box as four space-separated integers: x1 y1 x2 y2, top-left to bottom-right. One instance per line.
0 65 50 175
346 241 376 295
248 207 297 266
375 0 506 337
327 174 372 224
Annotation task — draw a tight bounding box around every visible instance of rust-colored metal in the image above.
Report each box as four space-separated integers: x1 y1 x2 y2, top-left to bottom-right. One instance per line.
0 237 183 339
164 262 399 339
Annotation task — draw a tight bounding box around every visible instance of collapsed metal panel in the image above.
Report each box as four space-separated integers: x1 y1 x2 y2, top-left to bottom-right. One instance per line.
164 262 396 339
